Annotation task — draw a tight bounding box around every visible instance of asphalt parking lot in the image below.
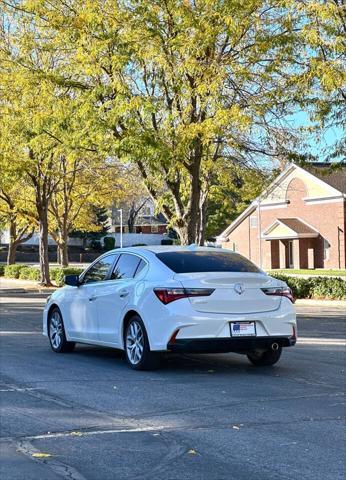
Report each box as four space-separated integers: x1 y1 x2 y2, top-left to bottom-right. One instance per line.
0 293 345 480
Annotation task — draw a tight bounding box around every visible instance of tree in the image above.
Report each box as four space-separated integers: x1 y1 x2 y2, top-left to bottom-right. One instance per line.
2 1 344 245
0 21 71 283
294 0 346 162
48 153 125 266
0 134 36 264
205 165 271 239
0 187 35 264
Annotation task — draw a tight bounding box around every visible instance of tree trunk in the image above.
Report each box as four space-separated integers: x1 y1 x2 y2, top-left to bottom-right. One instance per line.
38 209 52 286
57 241 69 267
7 218 18 264
127 205 136 233
7 241 18 265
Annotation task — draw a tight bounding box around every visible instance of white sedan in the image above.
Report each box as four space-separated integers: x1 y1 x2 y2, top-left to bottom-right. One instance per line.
43 246 296 370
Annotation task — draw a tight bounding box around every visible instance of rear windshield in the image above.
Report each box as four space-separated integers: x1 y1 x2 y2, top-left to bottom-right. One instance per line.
156 251 261 274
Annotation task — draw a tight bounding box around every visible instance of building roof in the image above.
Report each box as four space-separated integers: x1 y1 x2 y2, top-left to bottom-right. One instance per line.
263 217 319 240
137 212 167 226
277 218 318 235
305 162 346 194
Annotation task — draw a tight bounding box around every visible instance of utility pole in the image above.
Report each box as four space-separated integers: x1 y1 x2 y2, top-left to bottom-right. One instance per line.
257 197 263 269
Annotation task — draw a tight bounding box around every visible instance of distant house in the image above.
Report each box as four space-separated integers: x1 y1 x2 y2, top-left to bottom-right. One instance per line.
110 198 168 235
218 163 346 270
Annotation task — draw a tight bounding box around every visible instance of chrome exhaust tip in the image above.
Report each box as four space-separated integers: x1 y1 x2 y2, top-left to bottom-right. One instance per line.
271 342 279 351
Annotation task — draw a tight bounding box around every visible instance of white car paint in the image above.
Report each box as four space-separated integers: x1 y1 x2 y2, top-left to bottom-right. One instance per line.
43 246 296 353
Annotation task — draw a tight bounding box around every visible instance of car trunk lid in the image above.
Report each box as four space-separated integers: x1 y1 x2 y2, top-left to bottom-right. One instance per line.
174 272 281 314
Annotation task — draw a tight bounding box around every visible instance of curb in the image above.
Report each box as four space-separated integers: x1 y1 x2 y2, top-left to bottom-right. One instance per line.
295 299 346 307
0 287 57 294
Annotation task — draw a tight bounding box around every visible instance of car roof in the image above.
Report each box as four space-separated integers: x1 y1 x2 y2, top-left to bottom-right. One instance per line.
125 245 225 254
105 245 225 254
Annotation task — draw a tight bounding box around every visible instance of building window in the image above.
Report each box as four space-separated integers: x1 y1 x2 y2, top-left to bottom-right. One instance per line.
151 225 158 233
250 216 257 228
323 239 330 261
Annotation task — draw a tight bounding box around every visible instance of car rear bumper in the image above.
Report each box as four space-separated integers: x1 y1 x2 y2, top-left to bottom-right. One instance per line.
167 335 296 354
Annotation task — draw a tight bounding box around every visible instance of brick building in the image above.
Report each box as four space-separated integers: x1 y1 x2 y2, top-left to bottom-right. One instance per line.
218 163 346 270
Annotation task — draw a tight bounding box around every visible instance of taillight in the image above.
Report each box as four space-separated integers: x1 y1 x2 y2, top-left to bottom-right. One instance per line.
154 288 215 305
261 287 295 303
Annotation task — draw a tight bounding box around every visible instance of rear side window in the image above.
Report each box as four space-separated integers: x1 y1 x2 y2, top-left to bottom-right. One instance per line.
134 259 147 276
111 254 141 280
156 251 260 274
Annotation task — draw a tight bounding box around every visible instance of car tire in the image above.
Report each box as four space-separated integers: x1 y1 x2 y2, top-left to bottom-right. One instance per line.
247 345 282 366
48 307 75 353
124 315 160 370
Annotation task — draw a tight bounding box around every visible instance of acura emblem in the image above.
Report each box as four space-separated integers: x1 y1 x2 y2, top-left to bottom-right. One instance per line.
234 283 245 295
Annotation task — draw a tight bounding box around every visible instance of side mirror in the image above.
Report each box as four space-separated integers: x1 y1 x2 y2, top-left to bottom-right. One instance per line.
64 274 80 287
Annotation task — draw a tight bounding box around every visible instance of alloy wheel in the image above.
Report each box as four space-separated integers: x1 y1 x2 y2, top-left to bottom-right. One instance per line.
126 321 144 365
49 311 63 349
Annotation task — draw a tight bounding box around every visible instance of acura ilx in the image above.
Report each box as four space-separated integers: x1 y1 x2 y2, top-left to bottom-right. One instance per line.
43 246 296 370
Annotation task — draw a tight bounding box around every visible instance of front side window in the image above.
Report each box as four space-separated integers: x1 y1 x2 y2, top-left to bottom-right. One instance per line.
83 255 118 284
156 251 260 274
111 254 141 280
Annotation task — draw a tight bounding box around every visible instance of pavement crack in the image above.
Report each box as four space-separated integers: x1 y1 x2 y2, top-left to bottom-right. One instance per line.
17 439 87 480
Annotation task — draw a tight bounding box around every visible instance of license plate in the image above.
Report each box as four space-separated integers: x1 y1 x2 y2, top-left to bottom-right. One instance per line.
230 322 256 337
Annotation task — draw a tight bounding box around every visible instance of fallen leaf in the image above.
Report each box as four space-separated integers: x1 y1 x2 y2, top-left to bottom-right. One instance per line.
153 433 160 436
32 453 52 458
187 449 197 455
232 426 240 430
207 370 214 373
113 386 117 389
70 431 83 436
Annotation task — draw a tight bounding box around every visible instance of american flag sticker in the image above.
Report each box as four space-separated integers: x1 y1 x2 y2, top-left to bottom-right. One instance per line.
230 322 256 336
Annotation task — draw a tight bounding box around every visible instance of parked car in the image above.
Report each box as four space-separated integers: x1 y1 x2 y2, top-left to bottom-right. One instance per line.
43 246 296 370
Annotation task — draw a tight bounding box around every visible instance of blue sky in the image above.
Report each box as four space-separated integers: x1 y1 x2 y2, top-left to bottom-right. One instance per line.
288 111 342 161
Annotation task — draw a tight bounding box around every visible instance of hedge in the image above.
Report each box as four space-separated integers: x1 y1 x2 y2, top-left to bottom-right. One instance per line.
270 274 346 300
0 264 83 286
4 264 27 278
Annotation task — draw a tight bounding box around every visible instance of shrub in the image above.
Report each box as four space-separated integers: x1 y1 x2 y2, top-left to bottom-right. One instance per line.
90 240 102 251
269 273 346 300
49 267 60 282
18 267 33 280
103 236 115 251
161 238 173 245
16 266 40 281
54 267 84 287
28 268 40 281
310 277 346 300
4 264 27 279
0 265 4 276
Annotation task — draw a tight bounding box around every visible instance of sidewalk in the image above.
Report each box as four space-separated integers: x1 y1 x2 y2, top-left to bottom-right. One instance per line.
0 277 57 293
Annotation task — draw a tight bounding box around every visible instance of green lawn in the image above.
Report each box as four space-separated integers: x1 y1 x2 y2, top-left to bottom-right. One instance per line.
268 269 346 277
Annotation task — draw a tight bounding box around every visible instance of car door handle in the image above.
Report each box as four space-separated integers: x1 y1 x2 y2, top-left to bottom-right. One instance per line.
119 290 129 298
89 296 97 302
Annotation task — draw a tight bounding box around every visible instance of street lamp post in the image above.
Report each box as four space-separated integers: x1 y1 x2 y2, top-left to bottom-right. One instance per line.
118 209 123 248
257 197 262 269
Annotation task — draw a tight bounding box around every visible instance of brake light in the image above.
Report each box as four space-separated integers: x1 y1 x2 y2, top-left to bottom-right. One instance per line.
261 287 295 303
154 288 215 305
